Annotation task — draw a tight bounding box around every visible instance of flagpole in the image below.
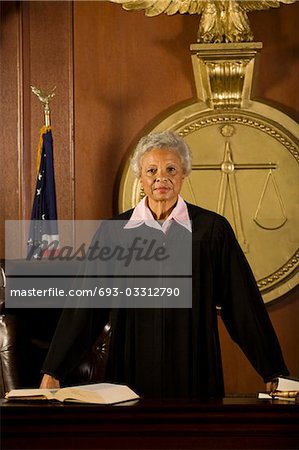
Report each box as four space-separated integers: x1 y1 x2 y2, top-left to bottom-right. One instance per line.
28 85 59 259
31 86 56 126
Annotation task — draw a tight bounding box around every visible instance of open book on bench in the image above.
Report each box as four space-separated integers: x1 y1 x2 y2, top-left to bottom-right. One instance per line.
258 376 299 401
5 383 140 405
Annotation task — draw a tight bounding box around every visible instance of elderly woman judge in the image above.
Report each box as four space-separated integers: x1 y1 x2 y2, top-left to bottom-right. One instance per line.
40 131 288 398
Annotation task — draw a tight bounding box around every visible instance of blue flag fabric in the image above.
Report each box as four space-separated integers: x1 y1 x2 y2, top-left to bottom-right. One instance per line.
28 126 59 259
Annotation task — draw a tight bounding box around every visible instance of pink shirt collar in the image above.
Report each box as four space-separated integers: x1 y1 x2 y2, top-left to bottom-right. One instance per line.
124 195 192 234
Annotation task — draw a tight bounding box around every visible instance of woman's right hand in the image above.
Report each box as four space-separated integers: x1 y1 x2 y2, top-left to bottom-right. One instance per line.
40 374 60 389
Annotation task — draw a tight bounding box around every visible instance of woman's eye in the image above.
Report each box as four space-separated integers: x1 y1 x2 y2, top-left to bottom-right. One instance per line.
167 167 176 174
146 168 156 174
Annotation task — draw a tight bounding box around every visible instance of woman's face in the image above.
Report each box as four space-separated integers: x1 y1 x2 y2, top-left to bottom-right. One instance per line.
140 148 185 206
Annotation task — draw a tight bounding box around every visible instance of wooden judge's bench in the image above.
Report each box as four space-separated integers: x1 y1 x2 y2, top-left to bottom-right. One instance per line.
1 396 298 450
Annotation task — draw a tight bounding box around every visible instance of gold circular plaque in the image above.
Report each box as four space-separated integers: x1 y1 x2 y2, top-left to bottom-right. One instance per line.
119 101 299 303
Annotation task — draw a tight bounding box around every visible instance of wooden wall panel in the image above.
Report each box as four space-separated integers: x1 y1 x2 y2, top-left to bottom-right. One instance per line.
0 2 22 254
0 1 74 257
251 5 299 119
27 1 74 221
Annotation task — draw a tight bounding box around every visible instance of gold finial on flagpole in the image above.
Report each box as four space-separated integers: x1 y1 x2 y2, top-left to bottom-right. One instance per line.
31 86 56 127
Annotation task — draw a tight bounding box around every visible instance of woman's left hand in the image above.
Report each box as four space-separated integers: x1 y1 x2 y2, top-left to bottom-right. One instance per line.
266 381 276 393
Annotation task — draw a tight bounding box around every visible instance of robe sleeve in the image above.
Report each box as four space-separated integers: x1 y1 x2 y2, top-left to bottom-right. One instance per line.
41 223 111 382
212 215 289 382
41 307 109 382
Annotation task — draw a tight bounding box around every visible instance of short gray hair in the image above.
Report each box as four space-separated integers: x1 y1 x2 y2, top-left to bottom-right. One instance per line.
131 131 192 178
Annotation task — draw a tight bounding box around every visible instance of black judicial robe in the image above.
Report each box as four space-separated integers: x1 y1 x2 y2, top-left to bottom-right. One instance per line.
42 203 289 398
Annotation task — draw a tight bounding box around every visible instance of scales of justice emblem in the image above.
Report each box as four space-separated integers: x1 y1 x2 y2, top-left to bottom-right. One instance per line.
114 0 299 303
189 123 286 254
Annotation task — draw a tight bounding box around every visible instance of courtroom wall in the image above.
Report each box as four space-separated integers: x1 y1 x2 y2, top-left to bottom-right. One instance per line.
1 0 298 393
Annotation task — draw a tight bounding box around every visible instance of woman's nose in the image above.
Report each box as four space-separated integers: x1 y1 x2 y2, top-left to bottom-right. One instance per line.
156 168 167 181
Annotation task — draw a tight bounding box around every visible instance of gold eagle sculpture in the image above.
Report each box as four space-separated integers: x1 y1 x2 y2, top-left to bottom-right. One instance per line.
110 0 295 42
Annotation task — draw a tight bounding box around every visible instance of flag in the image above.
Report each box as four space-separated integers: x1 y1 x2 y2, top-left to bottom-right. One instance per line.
27 125 59 259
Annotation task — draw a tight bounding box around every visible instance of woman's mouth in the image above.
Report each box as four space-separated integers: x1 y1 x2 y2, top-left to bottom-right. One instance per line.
154 186 169 193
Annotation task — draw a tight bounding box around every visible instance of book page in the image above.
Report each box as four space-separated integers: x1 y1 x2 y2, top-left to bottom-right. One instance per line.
5 388 57 400
277 377 299 391
55 383 139 404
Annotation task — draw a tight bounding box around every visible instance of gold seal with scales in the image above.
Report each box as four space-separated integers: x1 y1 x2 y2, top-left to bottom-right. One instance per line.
118 42 299 303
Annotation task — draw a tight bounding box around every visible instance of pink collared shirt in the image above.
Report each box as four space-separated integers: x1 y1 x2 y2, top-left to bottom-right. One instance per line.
124 195 192 234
